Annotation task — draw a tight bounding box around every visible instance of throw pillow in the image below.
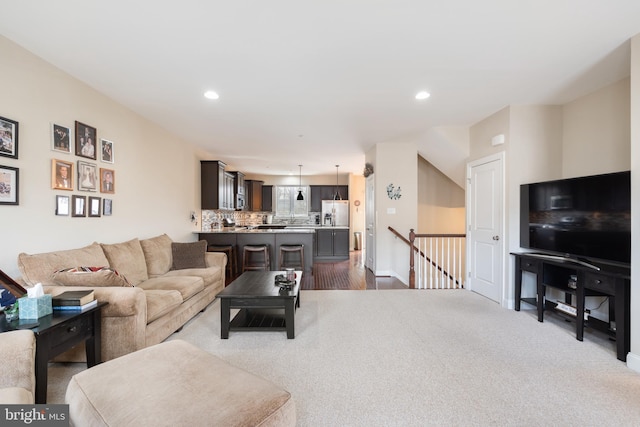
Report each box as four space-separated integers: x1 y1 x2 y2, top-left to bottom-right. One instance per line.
51 267 132 287
140 234 173 277
100 238 148 286
171 241 207 270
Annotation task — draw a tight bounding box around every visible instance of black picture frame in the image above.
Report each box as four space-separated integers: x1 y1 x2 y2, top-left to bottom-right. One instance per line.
75 121 97 160
72 195 86 217
55 195 70 216
0 164 19 205
88 196 101 217
103 198 112 216
0 116 18 159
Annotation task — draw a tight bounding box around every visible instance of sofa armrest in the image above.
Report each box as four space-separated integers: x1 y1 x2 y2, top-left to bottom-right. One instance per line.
0 330 36 399
44 285 147 318
205 252 227 269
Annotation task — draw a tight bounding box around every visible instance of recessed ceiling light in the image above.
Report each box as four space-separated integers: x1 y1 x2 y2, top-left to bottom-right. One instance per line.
204 90 219 100
415 91 430 100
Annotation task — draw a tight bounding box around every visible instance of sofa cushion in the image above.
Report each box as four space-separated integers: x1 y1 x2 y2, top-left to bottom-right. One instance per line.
137 276 204 302
51 267 132 287
17 243 109 286
171 241 207 270
0 387 33 404
139 234 173 278
143 289 183 323
163 266 222 288
101 239 148 286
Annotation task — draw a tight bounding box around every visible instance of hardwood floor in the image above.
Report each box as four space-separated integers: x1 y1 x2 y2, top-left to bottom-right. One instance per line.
301 250 407 290
225 251 406 290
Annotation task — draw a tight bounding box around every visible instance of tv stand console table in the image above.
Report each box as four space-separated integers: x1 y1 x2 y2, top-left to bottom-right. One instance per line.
512 252 630 362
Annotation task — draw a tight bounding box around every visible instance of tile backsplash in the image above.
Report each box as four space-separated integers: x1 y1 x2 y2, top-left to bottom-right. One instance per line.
201 210 321 231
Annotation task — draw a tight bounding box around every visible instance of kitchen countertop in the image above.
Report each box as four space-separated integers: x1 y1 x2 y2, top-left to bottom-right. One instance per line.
198 225 348 234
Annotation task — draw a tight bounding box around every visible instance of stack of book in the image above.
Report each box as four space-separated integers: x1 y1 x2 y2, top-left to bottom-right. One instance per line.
52 290 97 312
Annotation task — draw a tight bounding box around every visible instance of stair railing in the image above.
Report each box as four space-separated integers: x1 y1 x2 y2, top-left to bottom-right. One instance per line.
388 227 466 289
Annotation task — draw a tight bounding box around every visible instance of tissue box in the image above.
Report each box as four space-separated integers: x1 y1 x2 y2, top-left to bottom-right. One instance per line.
18 294 53 319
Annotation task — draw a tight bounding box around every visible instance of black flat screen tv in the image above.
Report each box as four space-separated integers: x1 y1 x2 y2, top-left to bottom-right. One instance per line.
520 170 631 266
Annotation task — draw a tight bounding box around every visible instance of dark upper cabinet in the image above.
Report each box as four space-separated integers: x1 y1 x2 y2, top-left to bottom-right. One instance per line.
201 160 226 209
310 185 349 212
245 180 264 211
262 185 273 212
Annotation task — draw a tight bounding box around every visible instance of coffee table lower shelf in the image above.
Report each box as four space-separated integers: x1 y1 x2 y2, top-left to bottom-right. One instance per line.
230 308 289 331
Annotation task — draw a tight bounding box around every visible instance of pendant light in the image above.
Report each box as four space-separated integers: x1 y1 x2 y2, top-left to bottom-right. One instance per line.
334 164 342 200
296 165 304 201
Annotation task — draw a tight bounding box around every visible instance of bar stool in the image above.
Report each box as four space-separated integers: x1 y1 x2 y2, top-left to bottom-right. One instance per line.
242 245 271 272
279 244 304 271
207 244 237 278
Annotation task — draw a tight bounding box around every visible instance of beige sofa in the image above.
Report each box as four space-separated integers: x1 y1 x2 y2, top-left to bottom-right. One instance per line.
16 234 226 362
0 330 36 404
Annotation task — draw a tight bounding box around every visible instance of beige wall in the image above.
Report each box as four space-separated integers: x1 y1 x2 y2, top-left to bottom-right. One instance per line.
417 156 464 234
369 141 418 281
0 36 206 278
562 78 631 177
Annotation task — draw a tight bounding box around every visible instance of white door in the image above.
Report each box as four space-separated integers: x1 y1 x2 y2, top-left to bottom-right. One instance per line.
365 174 375 271
466 153 504 304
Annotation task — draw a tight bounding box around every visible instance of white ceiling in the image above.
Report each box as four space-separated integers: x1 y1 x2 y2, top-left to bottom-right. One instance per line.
2 1 640 176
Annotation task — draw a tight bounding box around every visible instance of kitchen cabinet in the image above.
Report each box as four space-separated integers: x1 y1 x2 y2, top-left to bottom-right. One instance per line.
201 160 235 210
314 228 349 260
245 180 264 211
310 185 349 212
201 161 227 210
262 185 273 212
230 171 245 210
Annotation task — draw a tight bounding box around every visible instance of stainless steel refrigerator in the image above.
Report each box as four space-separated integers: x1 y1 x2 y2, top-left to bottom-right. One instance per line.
322 200 349 226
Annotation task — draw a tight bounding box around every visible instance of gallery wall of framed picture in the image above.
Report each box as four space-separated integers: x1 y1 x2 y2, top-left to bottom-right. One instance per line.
50 120 115 217
1 115 116 216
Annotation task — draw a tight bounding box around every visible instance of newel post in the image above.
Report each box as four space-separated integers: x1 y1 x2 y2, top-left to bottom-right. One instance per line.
409 229 415 289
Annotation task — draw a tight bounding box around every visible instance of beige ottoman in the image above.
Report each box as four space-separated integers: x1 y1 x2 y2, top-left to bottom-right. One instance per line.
65 340 296 427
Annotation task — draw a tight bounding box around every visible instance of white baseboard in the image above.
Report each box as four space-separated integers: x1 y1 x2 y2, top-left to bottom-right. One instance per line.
627 352 640 373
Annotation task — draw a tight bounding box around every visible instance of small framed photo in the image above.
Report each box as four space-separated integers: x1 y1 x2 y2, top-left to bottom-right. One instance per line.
72 195 86 217
88 196 101 217
0 164 19 205
0 269 27 298
77 161 98 192
55 195 70 216
51 123 71 154
75 121 97 160
103 198 112 216
0 116 18 159
100 168 115 193
52 159 73 190
100 139 114 163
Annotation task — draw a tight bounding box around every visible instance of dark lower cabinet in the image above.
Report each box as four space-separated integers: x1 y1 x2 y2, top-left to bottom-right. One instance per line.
314 229 349 260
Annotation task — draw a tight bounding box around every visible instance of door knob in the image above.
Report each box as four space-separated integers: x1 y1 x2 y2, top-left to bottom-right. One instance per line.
492 236 500 241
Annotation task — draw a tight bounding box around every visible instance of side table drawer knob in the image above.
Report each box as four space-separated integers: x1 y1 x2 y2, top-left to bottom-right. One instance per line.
68 326 77 333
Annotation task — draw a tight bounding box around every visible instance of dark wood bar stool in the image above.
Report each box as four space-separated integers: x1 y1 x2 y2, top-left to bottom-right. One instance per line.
279 244 304 271
207 244 237 278
242 245 271 272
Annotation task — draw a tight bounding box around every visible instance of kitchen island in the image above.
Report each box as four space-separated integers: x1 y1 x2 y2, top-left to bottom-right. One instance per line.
198 227 315 273
198 226 350 273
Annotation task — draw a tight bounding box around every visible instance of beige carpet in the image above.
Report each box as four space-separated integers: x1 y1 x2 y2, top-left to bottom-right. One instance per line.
48 290 640 426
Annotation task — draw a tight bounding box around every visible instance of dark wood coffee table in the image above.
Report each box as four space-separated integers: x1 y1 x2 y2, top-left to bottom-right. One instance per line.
217 271 301 339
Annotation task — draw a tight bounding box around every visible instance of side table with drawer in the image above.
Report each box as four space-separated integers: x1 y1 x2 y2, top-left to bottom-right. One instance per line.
32 301 108 403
